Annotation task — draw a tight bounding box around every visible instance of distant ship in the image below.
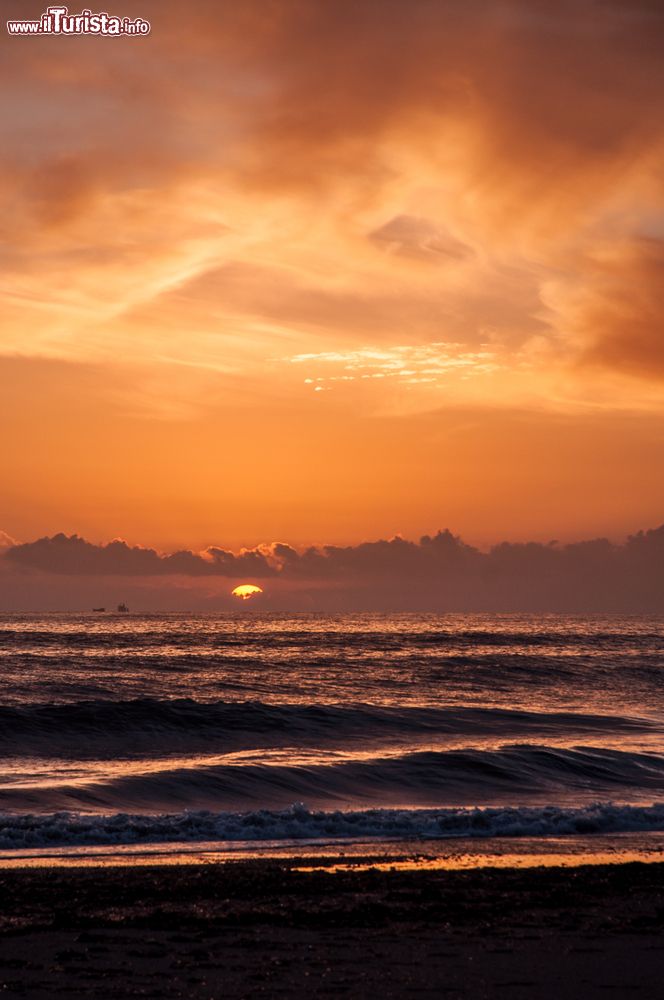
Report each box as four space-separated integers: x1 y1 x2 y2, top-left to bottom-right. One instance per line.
117 603 129 613
92 607 106 612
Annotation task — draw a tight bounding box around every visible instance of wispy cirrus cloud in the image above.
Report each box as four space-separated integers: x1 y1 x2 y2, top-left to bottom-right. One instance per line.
283 343 502 392
3 0 664 409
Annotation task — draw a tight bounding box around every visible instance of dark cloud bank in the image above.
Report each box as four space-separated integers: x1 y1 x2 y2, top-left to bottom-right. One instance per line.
2 527 663 612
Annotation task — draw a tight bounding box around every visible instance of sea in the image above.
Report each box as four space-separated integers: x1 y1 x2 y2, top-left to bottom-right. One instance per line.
1 613 663 865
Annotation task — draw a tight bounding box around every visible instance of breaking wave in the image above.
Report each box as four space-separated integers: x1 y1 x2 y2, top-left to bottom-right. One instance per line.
1 801 664 850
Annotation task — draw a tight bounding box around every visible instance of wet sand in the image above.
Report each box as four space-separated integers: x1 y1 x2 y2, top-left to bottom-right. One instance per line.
0 858 663 998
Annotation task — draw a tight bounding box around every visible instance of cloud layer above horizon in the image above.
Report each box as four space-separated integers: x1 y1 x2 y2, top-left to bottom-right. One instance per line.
2 525 663 612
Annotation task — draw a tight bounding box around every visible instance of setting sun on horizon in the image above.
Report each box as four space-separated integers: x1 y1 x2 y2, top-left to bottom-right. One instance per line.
231 584 264 601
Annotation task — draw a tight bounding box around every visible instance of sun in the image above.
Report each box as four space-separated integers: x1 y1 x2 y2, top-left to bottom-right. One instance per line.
231 584 263 601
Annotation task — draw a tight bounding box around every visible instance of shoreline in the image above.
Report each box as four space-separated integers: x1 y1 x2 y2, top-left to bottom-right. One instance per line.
1 856 663 997
1 829 663 868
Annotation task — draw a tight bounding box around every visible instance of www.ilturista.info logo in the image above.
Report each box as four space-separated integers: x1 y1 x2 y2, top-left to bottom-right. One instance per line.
7 6 150 35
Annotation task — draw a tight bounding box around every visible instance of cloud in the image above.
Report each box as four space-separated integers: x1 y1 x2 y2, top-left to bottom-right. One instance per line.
547 238 664 380
2 0 664 406
4 534 276 578
0 531 17 550
3 526 664 612
368 216 472 264
283 342 501 393
196 0 664 233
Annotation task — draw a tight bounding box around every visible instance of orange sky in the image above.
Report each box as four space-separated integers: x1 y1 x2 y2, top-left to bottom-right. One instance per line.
2 0 664 553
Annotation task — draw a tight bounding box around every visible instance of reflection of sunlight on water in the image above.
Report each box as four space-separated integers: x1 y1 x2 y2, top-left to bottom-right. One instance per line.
2 833 663 870
3 612 663 720
4 729 664 793
295 850 664 873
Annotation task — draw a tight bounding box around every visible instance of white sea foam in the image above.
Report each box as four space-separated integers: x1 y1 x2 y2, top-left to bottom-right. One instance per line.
1 802 664 850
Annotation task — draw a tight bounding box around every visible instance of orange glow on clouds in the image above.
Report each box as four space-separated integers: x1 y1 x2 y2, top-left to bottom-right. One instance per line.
1 1 663 551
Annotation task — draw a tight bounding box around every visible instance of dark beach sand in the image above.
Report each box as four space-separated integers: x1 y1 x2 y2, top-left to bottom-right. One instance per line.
0 858 663 998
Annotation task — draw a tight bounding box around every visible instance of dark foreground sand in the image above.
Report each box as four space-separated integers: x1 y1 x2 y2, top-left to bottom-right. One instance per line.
0 859 663 998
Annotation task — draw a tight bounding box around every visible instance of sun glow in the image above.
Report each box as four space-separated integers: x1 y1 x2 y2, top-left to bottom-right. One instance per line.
231 584 263 601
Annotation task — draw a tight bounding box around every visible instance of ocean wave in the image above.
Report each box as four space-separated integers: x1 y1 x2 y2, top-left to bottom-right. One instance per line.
0 699 655 759
1 801 664 849
2 745 664 813
1 625 661 651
